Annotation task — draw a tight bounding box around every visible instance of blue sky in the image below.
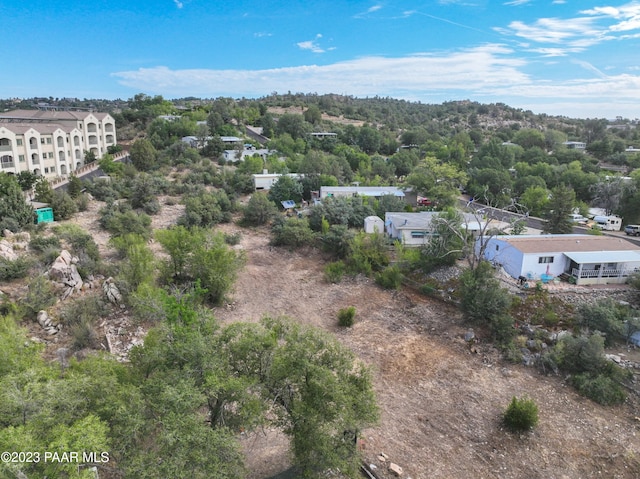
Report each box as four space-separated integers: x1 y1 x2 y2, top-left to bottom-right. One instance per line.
2 1 640 119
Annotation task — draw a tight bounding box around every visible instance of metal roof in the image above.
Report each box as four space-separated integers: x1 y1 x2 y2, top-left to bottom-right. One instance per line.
496 234 639 254
564 250 640 264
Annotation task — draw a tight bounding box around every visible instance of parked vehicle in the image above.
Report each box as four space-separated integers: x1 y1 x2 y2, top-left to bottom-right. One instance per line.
569 213 588 225
624 224 640 236
591 215 623 231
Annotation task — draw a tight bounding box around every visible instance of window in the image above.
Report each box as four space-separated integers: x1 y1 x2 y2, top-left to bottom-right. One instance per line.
19 155 25 162
46 138 52 144
538 256 554 264
411 231 426 238
40 138 45 144
48 152 54 159
44 167 49 173
17 139 23 146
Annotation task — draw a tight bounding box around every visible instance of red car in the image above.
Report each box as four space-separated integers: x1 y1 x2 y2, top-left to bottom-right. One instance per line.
417 197 432 206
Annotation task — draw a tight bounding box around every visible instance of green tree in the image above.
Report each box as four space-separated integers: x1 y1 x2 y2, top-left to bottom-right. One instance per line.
459 261 513 342
33 177 53 203
50 190 78 220
0 173 36 230
188 232 246 305
130 138 158 171
271 217 315 248
179 190 234 228
83 150 97 164
405 157 467 208
519 185 549 217
262 317 379 477
542 184 575 234
66 174 83 199
155 226 203 281
16 171 38 191
267 175 303 205
242 192 278 226
503 396 539 432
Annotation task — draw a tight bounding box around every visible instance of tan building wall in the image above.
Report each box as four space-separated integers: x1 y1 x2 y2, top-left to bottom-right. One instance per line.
0 110 116 179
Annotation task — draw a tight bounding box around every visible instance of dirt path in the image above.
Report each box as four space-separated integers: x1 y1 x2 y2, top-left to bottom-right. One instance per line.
213 223 640 479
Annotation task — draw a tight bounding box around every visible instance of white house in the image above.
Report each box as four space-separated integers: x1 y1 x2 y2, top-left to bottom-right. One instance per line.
480 234 640 285
223 146 273 163
384 211 492 247
320 186 405 200
253 172 302 191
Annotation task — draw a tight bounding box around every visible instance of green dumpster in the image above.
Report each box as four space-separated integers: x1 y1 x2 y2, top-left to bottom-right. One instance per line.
35 207 54 223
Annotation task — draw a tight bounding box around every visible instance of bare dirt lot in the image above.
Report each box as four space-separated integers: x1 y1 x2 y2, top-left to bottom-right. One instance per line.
212 222 640 479
31 200 640 479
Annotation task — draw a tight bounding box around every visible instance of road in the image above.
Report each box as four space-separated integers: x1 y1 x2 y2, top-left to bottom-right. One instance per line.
458 197 640 244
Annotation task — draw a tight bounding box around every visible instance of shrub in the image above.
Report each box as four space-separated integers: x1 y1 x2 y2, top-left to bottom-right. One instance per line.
459 261 511 323
271 217 315 248
50 190 78 220
320 224 354 259
21 275 57 317
242 193 278 226
99 202 152 239
324 261 346 284
60 295 109 328
346 232 389 275
66 174 83 199
338 306 356 327
375 265 403 290
570 373 627 406
178 190 234 228
71 318 100 350
224 232 242 246
75 193 90 212
0 257 33 281
503 396 539 432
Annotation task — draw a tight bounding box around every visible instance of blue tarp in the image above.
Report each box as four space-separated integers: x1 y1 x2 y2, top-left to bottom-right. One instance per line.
281 200 296 209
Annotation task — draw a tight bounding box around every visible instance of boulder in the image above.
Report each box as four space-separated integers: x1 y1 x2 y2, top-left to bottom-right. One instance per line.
103 277 123 306
0 240 17 261
389 463 403 476
48 250 84 296
37 310 52 328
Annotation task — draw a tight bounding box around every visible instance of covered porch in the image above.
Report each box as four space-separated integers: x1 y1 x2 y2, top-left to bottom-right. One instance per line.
565 251 640 285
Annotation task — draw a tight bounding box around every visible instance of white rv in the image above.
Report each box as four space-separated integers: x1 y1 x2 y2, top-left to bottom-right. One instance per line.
591 215 622 231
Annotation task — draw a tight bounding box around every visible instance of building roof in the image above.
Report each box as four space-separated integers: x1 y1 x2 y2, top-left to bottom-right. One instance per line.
0 109 111 121
564 251 640 264
495 234 640 254
321 186 405 197
385 212 438 229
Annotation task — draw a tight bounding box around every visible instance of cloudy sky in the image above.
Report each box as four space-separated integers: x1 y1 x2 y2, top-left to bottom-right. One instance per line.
3 1 640 118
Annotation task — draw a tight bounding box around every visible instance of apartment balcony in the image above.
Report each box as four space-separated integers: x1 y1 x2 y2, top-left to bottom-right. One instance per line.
1 161 16 169
0 145 12 152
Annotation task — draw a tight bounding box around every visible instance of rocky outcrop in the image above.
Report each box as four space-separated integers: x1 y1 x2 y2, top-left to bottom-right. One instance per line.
47 249 83 299
102 277 123 307
36 310 61 336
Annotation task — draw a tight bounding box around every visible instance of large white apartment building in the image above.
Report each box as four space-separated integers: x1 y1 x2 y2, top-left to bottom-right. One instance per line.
0 109 117 179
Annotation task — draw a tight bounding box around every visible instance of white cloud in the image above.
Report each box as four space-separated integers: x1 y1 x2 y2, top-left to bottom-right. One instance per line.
504 0 532 6
498 2 640 52
111 44 640 119
368 5 383 13
173 0 183 8
112 45 528 97
297 34 327 53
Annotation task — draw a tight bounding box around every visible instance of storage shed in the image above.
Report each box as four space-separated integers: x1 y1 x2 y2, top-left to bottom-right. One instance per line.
364 216 384 234
35 207 54 223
